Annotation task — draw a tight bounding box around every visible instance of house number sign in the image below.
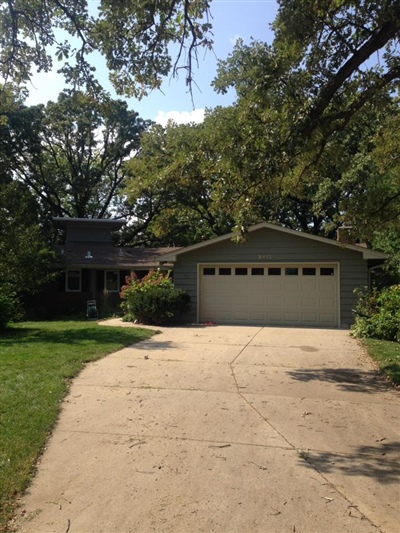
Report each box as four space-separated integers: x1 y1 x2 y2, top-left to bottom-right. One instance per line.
258 254 272 260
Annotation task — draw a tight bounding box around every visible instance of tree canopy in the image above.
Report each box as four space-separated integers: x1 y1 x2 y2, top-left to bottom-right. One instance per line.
1 89 152 219
0 0 212 98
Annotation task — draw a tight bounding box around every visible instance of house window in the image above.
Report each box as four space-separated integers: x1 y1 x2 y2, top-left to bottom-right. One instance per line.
235 267 248 275
251 268 264 275
321 268 335 276
219 268 231 275
303 268 316 276
105 270 120 292
66 270 81 292
203 268 216 275
285 268 298 276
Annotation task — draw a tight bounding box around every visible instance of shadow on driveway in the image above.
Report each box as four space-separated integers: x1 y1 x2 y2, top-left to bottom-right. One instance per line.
299 441 400 485
286 367 391 394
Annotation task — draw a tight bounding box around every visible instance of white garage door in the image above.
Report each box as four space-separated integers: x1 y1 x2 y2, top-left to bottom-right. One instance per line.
199 264 338 327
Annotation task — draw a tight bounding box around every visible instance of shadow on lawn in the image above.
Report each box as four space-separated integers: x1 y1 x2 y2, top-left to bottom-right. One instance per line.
0 324 158 348
299 441 400 485
286 367 393 394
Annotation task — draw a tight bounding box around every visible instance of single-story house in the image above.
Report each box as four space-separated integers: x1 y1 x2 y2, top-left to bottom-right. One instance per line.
157 222 388 328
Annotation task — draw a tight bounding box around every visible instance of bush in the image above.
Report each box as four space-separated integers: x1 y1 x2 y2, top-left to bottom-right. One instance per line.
352 285 400 341
0 284 21 330
120 270 190 325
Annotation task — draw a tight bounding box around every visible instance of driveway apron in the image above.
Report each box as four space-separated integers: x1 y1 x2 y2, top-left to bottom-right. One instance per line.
15 324 400 533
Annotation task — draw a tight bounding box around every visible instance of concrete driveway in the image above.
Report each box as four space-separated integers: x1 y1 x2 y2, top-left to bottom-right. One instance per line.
15 324 400 533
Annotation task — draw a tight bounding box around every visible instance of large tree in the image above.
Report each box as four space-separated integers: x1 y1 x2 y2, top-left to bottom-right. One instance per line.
210 1 400 236
2 1 399 105
0 0 212 98
1 89 152 219
123 120 233 246
215 2 400 152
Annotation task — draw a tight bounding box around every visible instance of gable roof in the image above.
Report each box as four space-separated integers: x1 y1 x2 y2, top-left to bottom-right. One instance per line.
158 222 388 262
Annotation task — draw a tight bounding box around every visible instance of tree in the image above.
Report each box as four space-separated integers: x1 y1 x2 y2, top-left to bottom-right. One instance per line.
209 1 400 236
1 90 152 219
123 120 234 246
216 2 400 152
0 180 56 294
0 0 213 98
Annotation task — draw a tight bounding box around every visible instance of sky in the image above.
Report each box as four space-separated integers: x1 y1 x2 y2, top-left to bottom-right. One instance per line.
25 0 279 125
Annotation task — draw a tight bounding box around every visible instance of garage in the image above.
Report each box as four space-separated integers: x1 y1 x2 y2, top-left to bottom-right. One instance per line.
199 263 338 327
158 222 388 328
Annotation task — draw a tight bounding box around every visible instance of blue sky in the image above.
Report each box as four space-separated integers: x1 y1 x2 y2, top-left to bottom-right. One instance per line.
26 0 278 124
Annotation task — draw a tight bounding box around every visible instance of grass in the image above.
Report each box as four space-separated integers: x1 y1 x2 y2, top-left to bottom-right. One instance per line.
362 338 400 386
0 320 155 532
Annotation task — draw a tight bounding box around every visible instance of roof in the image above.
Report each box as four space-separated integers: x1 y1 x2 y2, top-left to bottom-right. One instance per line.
157 222 388 262
57 243 180 269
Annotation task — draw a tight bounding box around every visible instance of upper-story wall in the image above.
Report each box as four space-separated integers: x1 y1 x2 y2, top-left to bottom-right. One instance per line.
53 217 126 244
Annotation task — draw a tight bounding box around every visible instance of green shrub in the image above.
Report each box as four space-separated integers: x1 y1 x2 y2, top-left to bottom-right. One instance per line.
120 270 190 325
0 284 21 330
352 285 400 341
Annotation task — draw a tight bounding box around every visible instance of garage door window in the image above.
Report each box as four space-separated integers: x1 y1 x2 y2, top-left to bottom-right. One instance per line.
203 268 215 275
235 268 248 275
219 268 231 275
268 268 281 275
285 268 298 275
321 267 335 276
303 268 316 275
251 268 264 275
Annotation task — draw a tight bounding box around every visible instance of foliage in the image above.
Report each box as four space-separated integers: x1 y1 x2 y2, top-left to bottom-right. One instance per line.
0 0 212 99
0 180 56 295
123 120 234 245
124 100 400 240
0 321 155 531
352 285 400 342
0 284 20 330
210 2 400 235
1 90 152 220
120 270 190 324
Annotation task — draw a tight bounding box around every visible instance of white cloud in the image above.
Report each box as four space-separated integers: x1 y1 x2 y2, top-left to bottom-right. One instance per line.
155 109 205 126
229 34 242 45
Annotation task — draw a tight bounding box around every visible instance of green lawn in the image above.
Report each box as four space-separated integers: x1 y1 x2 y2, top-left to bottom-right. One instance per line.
362 338 400 386
0 321 155 532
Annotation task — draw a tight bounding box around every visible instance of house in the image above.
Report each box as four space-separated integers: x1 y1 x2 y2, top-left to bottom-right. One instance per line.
37 217 179 316
157 222 388 328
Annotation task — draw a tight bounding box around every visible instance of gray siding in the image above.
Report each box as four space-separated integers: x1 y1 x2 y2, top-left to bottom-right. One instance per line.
173 228 368 327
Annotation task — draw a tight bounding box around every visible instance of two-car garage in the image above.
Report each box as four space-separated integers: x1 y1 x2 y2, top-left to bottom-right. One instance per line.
159 222 388 328
199 263 338 327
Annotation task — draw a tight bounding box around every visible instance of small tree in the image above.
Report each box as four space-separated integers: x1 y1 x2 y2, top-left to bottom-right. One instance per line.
120 270 190 325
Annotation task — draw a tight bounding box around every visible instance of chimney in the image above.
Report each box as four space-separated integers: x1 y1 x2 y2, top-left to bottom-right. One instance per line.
336 226 356 245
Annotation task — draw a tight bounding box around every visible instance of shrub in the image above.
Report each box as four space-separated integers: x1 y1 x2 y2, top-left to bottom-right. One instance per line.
120 270 190 325
0 284 21 330
352 285 400 341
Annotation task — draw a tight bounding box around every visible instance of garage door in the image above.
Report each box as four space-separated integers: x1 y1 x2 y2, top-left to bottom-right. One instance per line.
199 264 338 327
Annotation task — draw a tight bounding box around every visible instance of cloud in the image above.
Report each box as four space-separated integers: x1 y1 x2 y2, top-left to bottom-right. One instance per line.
229 34 242 45
155 109 205 126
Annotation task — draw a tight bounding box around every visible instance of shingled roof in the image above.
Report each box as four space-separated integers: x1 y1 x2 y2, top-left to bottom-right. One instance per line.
57 243 180 269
